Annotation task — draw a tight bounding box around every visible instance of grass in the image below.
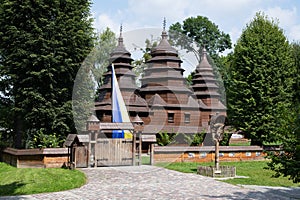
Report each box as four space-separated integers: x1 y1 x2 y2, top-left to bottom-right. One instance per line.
156 161 300 187
0 162 86 196
229 141 251 146
142 155 151 165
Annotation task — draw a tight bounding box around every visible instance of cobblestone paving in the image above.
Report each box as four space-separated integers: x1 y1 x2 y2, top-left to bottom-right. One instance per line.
1 165 300 200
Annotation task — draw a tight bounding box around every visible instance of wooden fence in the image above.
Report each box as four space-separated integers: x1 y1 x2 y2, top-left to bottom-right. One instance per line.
1 148 68 168
154 146 267 163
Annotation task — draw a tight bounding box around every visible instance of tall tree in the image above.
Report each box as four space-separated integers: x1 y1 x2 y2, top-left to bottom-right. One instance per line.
169 16 231 62
0 0 94 148
132 38 157 86
267 42 300 183
227 12 296 145
93 28 117 87
73 28 117 131
169 16 231 103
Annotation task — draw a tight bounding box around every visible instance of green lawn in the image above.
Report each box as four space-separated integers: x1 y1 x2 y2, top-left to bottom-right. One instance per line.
142 155 151 165
0 162 86 196
156 161 300 187
229 141 251 146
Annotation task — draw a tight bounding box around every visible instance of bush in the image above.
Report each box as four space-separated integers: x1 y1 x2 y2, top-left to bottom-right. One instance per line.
156 131 178 146
26 129 63 148
184 132 206 146
220 132 232 146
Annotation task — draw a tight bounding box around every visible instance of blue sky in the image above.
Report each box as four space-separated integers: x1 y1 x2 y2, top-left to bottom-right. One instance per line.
91 0 300 44
90 0 300 75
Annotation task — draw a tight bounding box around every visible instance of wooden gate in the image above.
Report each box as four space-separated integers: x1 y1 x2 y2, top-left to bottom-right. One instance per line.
95 139 133 166
74 146 88 168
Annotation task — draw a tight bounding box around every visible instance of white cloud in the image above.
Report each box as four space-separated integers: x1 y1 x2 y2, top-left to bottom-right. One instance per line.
92 0 300 46
289 25 300 41
128 0 188 26
264 6 297 28
227 27 242 47
188 0 260 13
255 6 300 42
93 13 120 32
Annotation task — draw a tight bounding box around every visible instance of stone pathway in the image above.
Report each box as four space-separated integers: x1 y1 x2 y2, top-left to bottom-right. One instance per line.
1 165 299 199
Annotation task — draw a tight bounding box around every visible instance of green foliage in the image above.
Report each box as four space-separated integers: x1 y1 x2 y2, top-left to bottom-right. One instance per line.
264 42 300 183
73 28 116 131
169 16 230 103
93 28 117 87
0 0 95 148
72 59 98 131
26 129 63 148
169 16 232 61
156 131 178 146
185 73 194 87
184 132 206 146
132 38 157 86
220 132 232 146
0 99 14 148
227 12 296 145
0 162 86 195
291 42 300 101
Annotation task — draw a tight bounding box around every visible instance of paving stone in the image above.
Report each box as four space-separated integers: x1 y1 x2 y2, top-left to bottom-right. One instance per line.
1 165 299 200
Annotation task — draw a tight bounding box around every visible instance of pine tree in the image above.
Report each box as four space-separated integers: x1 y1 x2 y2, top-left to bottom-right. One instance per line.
0 0 94 148
227 13 296 145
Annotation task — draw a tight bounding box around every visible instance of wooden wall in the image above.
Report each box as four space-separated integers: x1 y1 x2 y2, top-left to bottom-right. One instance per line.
1 148 68 168
154 146 267 163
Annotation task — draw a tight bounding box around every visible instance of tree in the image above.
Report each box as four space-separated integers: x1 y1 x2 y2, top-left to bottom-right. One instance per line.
132 38 157 86
72 28 117 132
169 16 232 62
169 16 231 103
267 104 300 183
227 12 296 145
0 0 94 148
0 98 14 148
291 42 300 101
267 42 300 183
92 28 117 87
156 131 178 146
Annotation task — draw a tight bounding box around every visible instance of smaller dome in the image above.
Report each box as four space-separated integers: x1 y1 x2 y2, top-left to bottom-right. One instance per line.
151 30 178 56
196 47 211 70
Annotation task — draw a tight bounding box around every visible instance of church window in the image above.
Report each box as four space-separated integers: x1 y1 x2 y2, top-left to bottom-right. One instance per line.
168 112 174 123
184 113 190 123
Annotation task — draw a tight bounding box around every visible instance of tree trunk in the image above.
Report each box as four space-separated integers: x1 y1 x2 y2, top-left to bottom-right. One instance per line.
14 114 23 149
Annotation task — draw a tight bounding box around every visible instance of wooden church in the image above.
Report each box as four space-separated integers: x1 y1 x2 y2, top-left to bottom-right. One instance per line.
93 23 226 148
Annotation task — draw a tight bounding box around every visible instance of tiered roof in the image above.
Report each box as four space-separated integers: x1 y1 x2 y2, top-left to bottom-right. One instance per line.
140 24 194 105
95 27 148 117
192 48 226 111
93 21 226 134
139 20 201 134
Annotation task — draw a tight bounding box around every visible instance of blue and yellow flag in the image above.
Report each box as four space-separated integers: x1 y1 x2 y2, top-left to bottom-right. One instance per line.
111 64 132 139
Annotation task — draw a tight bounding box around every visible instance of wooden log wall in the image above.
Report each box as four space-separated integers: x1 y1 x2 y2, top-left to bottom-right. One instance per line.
1 148 68 168
154 146 268 163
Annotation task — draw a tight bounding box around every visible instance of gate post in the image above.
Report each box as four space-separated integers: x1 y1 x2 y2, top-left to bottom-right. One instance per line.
150 143 154 165
132 131 136 166
138 132 142 166
132 114 144 166
86 114 100 167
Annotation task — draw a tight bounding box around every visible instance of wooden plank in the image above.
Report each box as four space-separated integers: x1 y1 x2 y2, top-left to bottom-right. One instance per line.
95 139 133 166
75 146 88 168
